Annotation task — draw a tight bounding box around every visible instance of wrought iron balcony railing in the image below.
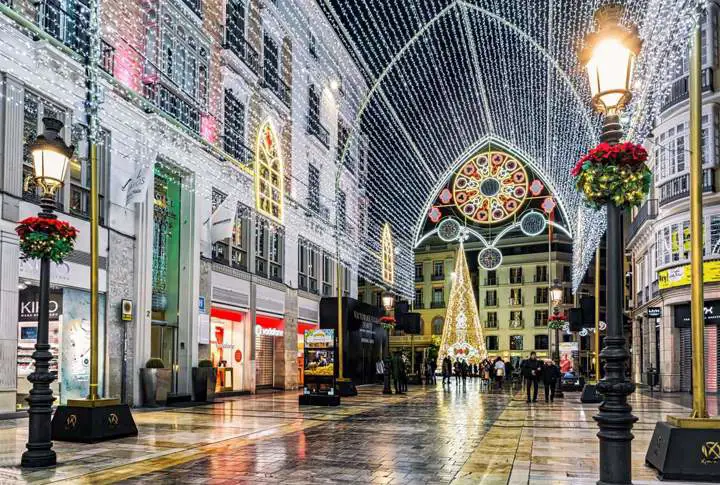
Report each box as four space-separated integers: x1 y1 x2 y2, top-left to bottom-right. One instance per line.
627 199 658 243
306 115 330 148
659 169 715 206
223 30 261 75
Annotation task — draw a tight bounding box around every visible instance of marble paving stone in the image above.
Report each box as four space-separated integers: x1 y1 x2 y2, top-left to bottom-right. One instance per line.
0 383 719 484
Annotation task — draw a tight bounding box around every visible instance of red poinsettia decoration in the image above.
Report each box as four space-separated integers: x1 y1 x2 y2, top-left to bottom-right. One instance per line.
548 313 567 322
570 142 648 177
15 216 78 263
380 316 396 330
16 217 78 240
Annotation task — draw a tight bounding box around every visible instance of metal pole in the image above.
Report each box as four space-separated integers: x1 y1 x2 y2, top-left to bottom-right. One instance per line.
336 261 344 380
688 24 708 419
21 198 58 468
594 114 637 485
595 246 600 382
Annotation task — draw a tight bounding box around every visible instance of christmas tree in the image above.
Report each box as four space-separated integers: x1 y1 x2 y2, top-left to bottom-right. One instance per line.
437 243 487 364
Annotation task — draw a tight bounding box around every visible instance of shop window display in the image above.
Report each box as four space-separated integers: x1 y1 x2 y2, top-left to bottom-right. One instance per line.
209 309 247 393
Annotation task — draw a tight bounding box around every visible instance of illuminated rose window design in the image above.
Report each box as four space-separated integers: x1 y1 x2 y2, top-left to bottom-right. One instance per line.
452 151 528 224
255 121 283 222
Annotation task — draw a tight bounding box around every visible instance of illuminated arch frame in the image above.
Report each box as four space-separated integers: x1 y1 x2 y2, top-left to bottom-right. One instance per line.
381 223 395 284
255 119 284 223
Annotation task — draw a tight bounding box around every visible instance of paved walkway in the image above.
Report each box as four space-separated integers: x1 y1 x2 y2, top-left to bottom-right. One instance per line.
0 382 717 484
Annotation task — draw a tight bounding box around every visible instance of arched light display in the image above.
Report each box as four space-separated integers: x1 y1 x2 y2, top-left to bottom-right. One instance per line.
381 223 395 285
255 121 283 223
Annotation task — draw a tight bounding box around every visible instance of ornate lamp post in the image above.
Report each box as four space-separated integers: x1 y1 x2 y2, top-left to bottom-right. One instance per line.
381 291 394 394
549 279 564 398
580 4 641 484
21 118 73 468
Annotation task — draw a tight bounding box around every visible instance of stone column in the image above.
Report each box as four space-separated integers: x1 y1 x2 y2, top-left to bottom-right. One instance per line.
0 228 20 413
1 74 24 223
660 308 679 392
631 317 642 384
276 288 298 390
198 258 212 362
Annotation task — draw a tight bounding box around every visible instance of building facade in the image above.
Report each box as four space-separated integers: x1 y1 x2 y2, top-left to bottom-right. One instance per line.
0 0 366 412
627 1 720 394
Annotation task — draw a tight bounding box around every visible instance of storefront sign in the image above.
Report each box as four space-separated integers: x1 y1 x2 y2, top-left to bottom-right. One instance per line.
658 260 720 290
123 150 156 206
255 325 283 337
647 307 662 318
19 286 63 322
234 350 242 363
19 259 107 292
674 300 720 328
198 296 206 313
559 342 578 353
304 329 334 348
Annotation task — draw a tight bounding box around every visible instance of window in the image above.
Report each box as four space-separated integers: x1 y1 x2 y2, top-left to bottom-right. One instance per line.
510 311 523 327
414 263 424 281
534 310 548 327
535 265 547 282
255 121 283 221
432 261 444 279
510 267 523 284
255 216 283 281
414 288 423 309
213 199 251 271
510 335 523 351
432 316 444 335
656 220 692 265
337 120 352 169
182 0 203 18
66 125 109 222
374 291 382 308
562 265 572 283
22 92 65 207
535 287 548 304
486 270 497 285
337 191 346 231
307 164 320 213
322 252 333 296
432 287 444 308
486 336 499 351
563 287 573 305
159 15 208 103
308 84 320 122
263 34 279 89
486 312 497 328
510 288 523 305
38 0 90 56
485 290 497 307
342 262 351 296
298 237 319 293
534 335 549 350
223 90 249 165
308 31 317 59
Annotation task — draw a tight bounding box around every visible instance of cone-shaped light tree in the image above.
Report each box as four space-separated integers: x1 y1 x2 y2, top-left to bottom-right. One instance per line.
437 243 487 365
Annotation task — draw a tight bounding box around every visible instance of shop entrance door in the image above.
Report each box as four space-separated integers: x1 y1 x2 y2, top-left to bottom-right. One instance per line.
151 324 177 391
256 335 274 388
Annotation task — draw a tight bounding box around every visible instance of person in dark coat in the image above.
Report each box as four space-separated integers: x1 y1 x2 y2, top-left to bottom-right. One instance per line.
540 359 561 402
520 351 543 403
391 351 404 394
442 356 452 385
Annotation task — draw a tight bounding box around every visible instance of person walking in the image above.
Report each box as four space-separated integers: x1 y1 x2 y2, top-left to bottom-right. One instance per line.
540 359 561 402
461 360 468 384
442 356 452 386
521 351 543 403
493 357 505 390
391 351 404 394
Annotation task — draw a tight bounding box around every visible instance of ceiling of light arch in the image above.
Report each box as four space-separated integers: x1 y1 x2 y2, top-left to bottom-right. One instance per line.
319 0 701 297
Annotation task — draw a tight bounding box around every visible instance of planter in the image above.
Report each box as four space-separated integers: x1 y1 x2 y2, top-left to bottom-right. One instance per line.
140 368 172 407
192 367 217 402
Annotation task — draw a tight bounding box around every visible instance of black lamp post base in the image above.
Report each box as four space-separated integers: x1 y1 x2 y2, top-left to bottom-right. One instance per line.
336 378 357 397
21 448 56 468
51 403 137 443
580 383 603 403
646 420 720 481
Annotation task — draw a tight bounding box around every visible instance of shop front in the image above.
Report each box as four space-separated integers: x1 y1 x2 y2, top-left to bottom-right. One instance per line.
16 281 106 409
297 297 320 386
674 300 720 393
255 314 284 388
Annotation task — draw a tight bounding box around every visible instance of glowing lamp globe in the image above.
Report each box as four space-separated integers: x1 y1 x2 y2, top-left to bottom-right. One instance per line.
580 4 642 114
381 291 395 312
30 118 73 196
550 279 563 307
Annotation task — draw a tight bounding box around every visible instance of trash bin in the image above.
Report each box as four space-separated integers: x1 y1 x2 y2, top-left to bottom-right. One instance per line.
646 369 659 388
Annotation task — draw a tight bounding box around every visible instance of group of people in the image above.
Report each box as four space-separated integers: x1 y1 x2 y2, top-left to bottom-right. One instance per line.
374 350 410 394
438 352 562 403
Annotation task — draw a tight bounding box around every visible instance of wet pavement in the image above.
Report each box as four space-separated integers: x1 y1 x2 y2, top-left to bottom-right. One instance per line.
0 381 717 484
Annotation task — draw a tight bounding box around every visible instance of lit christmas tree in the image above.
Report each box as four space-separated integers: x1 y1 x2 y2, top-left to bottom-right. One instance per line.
437 244 487 365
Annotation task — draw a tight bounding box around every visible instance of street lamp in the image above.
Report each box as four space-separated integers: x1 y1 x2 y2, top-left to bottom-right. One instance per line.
580 4 640 484
21 118 72 469
549 279 564 398
381 291 394 394
550 279 563 308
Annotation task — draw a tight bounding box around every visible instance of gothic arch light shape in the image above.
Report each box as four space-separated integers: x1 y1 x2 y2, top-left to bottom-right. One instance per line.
255 120 283 223
381 223 394 285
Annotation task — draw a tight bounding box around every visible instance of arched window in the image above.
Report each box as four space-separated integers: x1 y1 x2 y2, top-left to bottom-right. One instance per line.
381 223 394 284
255 121 283 222
432 316 444 335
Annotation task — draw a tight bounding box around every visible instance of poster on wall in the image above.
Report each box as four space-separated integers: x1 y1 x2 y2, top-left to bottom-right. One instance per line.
559 342 578 373
17 287 63 382
658 260 720 290
60 288 106 404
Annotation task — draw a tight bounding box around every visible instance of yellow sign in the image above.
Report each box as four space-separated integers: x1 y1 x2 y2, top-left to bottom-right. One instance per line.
658 260 720 290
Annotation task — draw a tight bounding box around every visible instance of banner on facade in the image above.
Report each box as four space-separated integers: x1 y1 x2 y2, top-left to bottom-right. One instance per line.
211 205 235 243
658 260 720 290
674 300 720 328
123 144 157 206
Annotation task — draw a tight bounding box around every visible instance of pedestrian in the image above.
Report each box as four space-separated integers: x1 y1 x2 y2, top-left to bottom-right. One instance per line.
391 351 404 394
461 360 468 383
505 359 514 389
493 356 505 389
400 354 409 392
442 356 452 385
454 361 461 386
541 359 561 402
521 351 543 403
430 359 437 384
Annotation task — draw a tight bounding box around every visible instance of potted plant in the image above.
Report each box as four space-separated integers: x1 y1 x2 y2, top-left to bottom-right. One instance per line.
140 358 172 407
192 359 217 402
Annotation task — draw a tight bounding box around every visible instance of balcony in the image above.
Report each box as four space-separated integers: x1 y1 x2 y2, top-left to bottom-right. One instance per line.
100 39 114 75
509 276 523 285
181 0 202 18
636 290 644 307
36 0 90 58
430 301 444 309
485 299 498 307
484 278 498 286
534 296 548 304
661 67 713 112
223 31 261 76
534 320 548 328
223 136 253 168
659 168 715 206
533 275 548 283
651 280 660 298
212 242 248 272
508 319 524 329
509 297 524 306
484 321 498 329
626 199 658 243
263 69 291 108
414 274 424 282
431 273 445 281
306 116 330 148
